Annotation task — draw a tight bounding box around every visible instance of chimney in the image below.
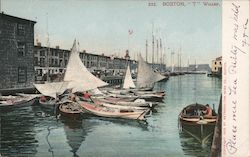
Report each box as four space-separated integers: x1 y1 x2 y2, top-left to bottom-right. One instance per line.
37 42 41 47
56 45 60 49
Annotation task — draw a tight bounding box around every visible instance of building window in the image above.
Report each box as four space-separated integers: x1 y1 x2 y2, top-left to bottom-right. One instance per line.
40 50 45 56
17 24 25 36
55 59 58 66
215 67 217 70
40 58 45 66
17 42 26 57
34 57 39 65
215 62 217 65
18 67 27 83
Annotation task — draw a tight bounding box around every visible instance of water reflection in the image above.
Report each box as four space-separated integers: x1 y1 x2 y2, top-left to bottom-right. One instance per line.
60 117 86 157
178 121 215 157
0 106 38 156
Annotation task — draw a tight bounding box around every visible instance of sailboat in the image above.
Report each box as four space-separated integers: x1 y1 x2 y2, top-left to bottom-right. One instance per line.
136 54 166 90
123 65 136 89
104 64 136 95
63 40 108 93
34 82 69 109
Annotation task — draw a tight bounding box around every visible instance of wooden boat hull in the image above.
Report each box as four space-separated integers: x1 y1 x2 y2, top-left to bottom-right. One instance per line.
138 96 164 102
93 98 156 108
179 115 217 123
79 102 149 120
39 99 56 109
90 98 148 111
59 101 84 118
0 97 37 107
104 97 136 103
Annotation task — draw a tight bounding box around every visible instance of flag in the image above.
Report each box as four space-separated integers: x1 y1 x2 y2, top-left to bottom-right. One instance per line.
128 29 133 35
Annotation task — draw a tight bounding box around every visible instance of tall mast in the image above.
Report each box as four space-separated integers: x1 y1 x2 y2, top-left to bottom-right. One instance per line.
152 22 154 65
46 13 50 82
156 39 159 64
171 50 175 72
146 40 148 62
180 46 182 72
160 38 162 71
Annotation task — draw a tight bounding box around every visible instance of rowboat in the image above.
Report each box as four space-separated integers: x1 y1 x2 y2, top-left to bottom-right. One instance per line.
38 96 57 109
79 101 149 120
103 96 137 103
58 100 84 118
138 93 165 102
0 95 37 107
89 98 148 111
179 103 217 124
93 97 158 108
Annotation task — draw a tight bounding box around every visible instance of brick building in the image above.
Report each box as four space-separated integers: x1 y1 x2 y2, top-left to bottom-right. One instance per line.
34 44 136 82
0 13 36 91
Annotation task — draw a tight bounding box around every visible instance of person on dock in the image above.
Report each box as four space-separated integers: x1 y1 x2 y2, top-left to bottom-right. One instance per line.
203 104 213 117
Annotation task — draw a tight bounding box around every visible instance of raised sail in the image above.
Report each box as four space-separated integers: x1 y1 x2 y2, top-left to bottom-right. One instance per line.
123 65 136 89
64 40 108 93
34 82 69 98
137 54 165 88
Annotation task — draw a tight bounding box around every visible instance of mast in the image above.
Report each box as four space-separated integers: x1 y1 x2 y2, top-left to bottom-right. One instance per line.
171 50 175 72
180 46 182 72
160 38 162 72
152 22 154 65
156 39 159 66
46 13 50 82
146 40 148 63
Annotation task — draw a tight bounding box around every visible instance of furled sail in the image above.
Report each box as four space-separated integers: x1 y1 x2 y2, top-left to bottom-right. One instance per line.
34 82 69 98
136 54 166 88
123 65 135 89
64 40 108 93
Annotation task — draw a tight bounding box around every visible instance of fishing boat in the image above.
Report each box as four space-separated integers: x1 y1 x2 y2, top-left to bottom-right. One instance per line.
179 103 217 124
79 101 149 120
0 95 37 107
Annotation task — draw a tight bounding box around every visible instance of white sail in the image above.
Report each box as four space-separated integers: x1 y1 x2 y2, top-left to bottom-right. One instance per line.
137 54 165 88
123 65 135 89
64 40 108 93
34 82 69 98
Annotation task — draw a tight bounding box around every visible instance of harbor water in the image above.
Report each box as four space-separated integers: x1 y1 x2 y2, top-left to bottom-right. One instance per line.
0 74 221 157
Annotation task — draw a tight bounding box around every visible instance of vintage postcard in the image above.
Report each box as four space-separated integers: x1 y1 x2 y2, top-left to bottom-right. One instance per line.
0 0 249 157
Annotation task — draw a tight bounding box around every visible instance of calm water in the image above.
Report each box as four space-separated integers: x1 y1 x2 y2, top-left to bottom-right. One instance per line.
0 74 221 157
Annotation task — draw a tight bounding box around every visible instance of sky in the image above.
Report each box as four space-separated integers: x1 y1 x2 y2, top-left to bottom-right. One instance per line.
1 0 222 66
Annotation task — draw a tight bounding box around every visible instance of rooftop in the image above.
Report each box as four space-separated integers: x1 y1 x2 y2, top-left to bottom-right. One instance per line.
0 12 36 24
